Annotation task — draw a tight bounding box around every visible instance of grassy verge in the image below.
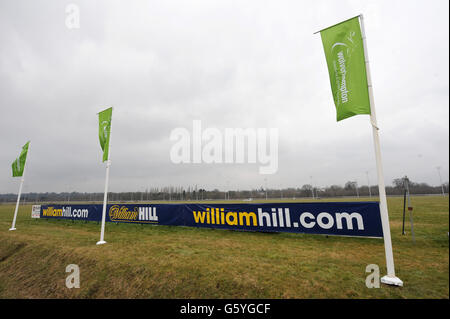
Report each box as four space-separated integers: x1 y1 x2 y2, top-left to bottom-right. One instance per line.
0 196 448 298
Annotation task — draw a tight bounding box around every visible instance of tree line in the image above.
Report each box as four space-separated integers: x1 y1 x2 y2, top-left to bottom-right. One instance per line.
0 177 447 203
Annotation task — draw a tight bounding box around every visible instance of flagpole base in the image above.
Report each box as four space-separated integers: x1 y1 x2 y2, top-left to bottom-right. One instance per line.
96 240 107 245
381 275 403 287
9 227 16 231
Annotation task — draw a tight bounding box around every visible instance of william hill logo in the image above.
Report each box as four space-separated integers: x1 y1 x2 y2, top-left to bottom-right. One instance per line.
109 205 158 223
43 206 63 217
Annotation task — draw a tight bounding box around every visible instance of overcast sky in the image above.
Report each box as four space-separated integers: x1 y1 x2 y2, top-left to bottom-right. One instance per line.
0 0 448 193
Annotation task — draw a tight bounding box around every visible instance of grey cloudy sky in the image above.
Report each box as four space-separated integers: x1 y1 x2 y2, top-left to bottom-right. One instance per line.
0 0 448 193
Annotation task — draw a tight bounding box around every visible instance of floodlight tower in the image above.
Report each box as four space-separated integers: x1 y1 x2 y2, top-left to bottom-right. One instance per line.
366 171 372 197
436 166 445 196
309 176 315 199
264 178 268 200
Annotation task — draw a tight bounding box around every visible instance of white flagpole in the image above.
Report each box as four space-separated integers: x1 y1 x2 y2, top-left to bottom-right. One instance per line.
9 142 30 231
359 14 403 286
97 108 113 245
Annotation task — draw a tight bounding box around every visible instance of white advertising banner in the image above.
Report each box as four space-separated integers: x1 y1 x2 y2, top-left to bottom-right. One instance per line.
31 205 41 218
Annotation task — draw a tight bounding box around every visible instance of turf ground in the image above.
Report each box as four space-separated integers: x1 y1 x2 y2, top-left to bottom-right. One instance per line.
0 196 448 298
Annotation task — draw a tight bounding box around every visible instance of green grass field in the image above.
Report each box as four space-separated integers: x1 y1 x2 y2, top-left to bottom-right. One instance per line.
0 196 448 298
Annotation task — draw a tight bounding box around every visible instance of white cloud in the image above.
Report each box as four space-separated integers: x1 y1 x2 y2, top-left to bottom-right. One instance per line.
0 0 448 193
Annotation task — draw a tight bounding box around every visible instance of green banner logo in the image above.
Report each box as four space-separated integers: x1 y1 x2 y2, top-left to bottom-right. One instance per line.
12 141 30 177
320 17 371 121
98 107 112 162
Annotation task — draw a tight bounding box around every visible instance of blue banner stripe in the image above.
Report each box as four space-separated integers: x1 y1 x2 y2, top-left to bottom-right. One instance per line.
39 202 383 238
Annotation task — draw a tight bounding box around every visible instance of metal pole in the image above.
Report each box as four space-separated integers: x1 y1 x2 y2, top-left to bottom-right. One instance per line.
402 188 406 235
10 178 24 231
405 178 415 243
360 14 402 286
97 161 110 245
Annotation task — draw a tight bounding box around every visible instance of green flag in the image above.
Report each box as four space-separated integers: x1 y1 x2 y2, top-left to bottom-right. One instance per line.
12 141 30 177
320 16 371 121
98 107 112 162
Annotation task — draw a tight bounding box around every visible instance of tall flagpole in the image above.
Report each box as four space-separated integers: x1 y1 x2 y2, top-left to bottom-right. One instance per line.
97 108 113 245
9 142 30 231
359 14 403 286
